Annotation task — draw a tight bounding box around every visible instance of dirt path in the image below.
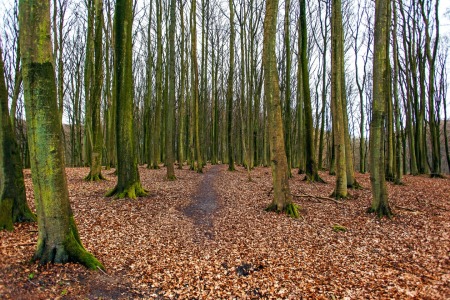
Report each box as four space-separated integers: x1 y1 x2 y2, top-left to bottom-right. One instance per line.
182 165 222 240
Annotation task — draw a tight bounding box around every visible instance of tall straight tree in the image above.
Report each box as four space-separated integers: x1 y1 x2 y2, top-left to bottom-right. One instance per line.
165 0 176 179
368 0 392 217
263 0 298 218
0 45 35 231
419 0 441 177
227 0 235 171
106 0 147 198
178 0 186 169
300 0 323 182
150 0 163 169
331 0 347 198
190 0 203 173
19 0 103 268
283 0 292 176
85 0 105 181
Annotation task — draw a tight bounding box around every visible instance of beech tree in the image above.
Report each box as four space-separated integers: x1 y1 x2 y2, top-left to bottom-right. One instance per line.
331 0 347 198
368 0 392 217
106 0 147 198
19 0 103 268
0 44 35 231
263 0 298 218
299 0 324 183
227 0 235 171
85 0 105 181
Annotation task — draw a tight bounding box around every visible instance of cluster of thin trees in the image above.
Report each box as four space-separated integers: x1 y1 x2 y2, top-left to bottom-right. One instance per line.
0 0 448 269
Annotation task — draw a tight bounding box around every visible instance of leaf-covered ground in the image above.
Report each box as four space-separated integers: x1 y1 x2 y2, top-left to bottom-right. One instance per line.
0 165 449 299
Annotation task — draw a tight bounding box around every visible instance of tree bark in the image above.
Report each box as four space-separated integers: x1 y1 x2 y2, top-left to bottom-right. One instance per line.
19 0 103 268
106 0 147 198
85 0 105 181
331 0 347 198
369 0 392 218
263 0 297 218
0 45 35 231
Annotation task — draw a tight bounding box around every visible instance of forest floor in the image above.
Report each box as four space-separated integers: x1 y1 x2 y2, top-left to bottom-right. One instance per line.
0 164 449 299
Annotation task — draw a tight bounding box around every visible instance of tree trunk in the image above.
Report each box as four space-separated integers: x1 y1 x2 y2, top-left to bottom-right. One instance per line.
392 0 403 184
85 0 105 181
0 45 35 231
19 0 103 268
106 0 147 198
331 0 347 198
166 0 176 179
368 0 392 218
263 0 297 218
226 0 235 171
284 0 292 176
178 1 186 169
300 0 323 182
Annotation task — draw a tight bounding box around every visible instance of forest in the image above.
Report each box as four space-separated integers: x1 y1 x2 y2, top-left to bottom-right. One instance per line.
0 0 449 298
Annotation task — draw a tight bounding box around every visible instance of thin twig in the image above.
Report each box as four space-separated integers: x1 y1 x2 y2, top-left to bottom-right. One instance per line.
293 193 344 204
1 242 35 249
97 266 108 275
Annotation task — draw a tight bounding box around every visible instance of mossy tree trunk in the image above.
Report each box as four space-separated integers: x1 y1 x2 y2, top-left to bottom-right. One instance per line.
165 0 176 180
178 1 186 169
226 0 235 171
331 0 347 199
392 0 403 184
190 0 202 173
19 0 103 268
85 0 105 181
369 0 392 218
0 45 35 231
296 18 305 175
150 0 163 169
263 0 297 218
300 0 323 183
144 0 153 167
106 0 147 199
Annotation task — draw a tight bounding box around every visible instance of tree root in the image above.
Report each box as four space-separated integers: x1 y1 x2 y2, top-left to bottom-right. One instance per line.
105 182 148 199
33 217 104 270
347 180 363 189
84 172 106 181
367 205 393 218
265 202 300 219
430 173 445 179
1 198 36 231
147 164 160 170
329 190 348 200
303 174 326 183
166 175 177 181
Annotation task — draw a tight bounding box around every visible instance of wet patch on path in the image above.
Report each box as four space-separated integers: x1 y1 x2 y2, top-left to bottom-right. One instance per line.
182 165 221 240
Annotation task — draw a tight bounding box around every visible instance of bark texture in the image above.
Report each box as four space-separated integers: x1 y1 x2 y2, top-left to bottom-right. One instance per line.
19 0 103 268
0 45 35 231
369 0 392 218
263 0 297 218
106 0 147 198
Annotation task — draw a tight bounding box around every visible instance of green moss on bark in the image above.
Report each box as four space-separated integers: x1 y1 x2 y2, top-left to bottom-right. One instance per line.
0 198 14 231
106 182 148 199
84 172 106 181
266 202 300 219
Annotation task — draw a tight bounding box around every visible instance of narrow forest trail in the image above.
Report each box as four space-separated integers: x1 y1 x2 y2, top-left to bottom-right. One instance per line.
182 164 222 241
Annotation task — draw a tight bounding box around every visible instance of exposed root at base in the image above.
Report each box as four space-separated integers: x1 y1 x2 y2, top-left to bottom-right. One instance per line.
265 202 300 219
84 172 107 181
105 182 148 199
330 191 348 200
33 217 104 270
303 174 326 184
367 205 393 219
